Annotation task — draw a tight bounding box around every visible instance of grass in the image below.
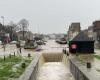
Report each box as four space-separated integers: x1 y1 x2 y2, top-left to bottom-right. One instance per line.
0 55 32 80
76 54 94 65
96 69 100 72
94 55 100 60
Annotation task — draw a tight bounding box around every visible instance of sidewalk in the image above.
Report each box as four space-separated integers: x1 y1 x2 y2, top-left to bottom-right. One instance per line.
95 49 100 55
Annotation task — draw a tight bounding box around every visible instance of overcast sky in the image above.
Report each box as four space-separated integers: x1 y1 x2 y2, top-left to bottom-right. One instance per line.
0 0 100 34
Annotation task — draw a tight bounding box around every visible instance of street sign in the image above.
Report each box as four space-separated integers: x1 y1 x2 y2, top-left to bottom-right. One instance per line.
71 44 77 49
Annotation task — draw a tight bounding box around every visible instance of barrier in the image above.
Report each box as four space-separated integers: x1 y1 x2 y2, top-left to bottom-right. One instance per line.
69 58 100 80
18 53 40 80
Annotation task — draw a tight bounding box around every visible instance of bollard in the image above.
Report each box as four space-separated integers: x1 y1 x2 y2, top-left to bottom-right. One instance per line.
21 63 26 68
87 62 91 68
4 56 6 61
14 52 15 56
28 53 31 57
66 52 69 56
9 54 11 58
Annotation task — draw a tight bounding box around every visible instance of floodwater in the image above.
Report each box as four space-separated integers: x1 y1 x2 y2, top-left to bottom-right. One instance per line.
37 62 74 80
42 40 68 54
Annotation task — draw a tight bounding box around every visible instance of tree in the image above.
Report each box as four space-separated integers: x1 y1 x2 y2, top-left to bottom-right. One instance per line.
18 19 29 40
0 22 6 32
6 21 18 41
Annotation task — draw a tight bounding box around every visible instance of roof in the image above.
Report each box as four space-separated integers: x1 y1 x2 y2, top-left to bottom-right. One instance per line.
72 31 94 41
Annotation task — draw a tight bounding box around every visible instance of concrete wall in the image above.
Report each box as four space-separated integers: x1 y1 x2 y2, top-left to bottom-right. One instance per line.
69 57 100 80
18 53 40 80
42 53 63 62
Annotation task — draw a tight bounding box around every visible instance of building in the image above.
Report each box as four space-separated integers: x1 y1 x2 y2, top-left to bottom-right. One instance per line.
88 26 94 38
93 21 100 41
17 31 33 41
67 22 81 41
93 20 100 48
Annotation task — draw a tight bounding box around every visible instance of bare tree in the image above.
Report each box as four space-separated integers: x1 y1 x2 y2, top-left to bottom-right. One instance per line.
8 21 17 41
18 19 29 40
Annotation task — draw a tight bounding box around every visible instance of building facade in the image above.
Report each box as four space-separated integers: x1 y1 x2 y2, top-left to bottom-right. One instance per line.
93 20 100 48
67 22 81 41
17 31 33 41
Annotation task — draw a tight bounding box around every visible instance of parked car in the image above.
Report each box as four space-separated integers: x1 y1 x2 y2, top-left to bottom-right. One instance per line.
36 40 46 45
24 40 38 49
56 38 67 44
10 41 17 44
0 41 2 45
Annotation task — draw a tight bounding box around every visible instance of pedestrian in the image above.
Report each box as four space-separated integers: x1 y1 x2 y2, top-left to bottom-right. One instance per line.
19 47 22 53
62 48 64 53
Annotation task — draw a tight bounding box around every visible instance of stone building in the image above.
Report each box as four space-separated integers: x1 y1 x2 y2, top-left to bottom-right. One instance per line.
93 21 100 41
88 26 94 39
67 22 81 41
93 20 100 48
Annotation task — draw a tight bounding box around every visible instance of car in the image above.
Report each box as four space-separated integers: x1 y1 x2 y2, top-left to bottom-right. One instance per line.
36 40 46 45
10 41 17 44
0 41 2 44
24 40 38 49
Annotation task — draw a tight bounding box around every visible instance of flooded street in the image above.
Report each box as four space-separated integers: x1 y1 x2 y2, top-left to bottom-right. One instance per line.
42 40 68 53
37 62 74 80
0 40 67 57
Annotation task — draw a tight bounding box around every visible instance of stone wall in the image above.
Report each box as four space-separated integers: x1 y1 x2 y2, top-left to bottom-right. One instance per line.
18 53 40 80
69 58 100 80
